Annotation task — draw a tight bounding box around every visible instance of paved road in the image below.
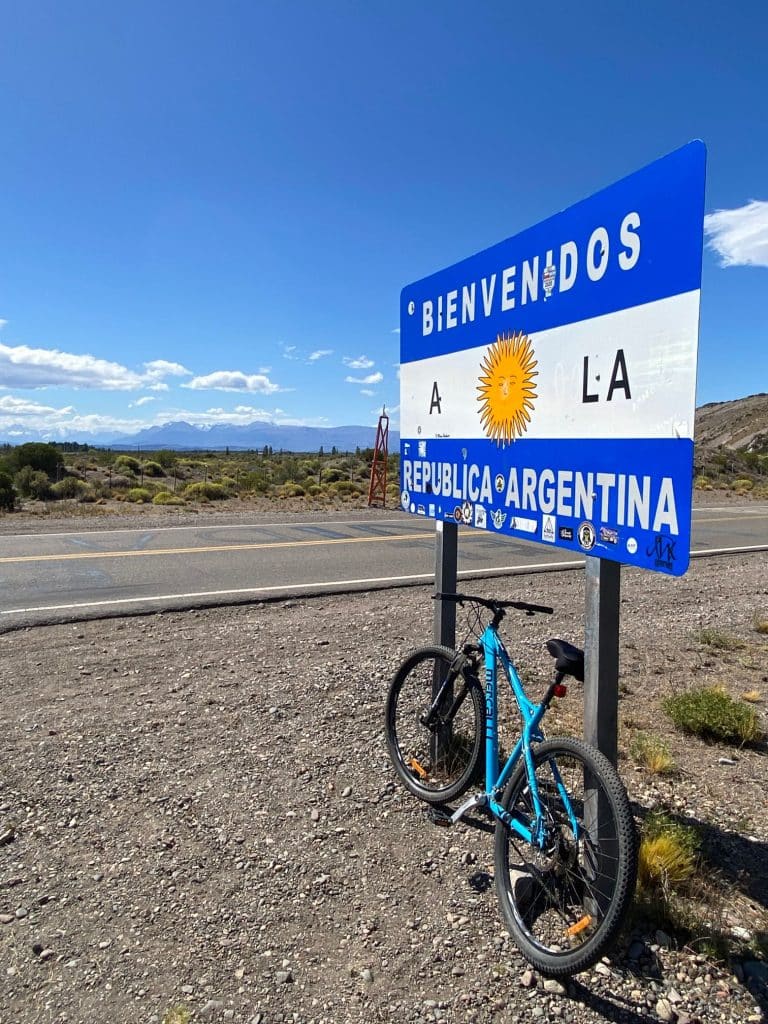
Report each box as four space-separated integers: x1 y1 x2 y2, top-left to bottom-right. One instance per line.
0 505 766 628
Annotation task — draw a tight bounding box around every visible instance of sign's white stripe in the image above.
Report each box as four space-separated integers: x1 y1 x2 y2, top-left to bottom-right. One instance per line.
401 290 699 441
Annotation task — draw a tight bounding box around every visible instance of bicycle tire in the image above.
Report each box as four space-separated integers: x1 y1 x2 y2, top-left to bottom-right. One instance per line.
385 645 484 804
494 736 637 977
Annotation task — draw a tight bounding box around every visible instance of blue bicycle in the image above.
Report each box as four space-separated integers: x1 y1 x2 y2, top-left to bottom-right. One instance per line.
385 592 637 977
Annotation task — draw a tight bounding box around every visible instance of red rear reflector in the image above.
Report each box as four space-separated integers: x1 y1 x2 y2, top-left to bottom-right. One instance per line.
553 684 567 698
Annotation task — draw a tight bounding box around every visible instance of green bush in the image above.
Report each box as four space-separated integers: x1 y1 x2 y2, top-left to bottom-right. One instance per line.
9 442 63 478
240 471 269 493
278 482 305 498
14 466 53 500
152 487 185 503
142 461 165 478
114 455 141 475
330 480 361 496
51 477 90 500
732 477 754 492
0 471 15 511
152 449 177 469
125 487 153 503
152 491 185 506
663 686 762 745
183 481 227 501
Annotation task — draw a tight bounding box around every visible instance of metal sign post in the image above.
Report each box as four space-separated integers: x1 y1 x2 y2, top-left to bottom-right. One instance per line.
584 556 621 766
433 520 458 648
432 520 458 761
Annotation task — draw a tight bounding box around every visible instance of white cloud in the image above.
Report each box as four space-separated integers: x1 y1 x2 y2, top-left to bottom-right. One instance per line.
184 370 284 394
704 199 768 268
360 388 375 396
0 339 197 393
144 359 192 379
0 395 142 436
0 395 74 417
308 349 333 362
130 396 157 408
391 327 400 335
281 344 299 361
343 355 374 370
345 371 383 385
0 341 146 390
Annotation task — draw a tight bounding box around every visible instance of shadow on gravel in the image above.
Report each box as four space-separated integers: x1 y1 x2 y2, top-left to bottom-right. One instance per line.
631 802 768 1020
632 800 768 913
431 799 768 1019
567 979 660 1024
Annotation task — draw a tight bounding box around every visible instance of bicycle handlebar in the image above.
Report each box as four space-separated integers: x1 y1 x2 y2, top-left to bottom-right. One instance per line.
433 592 553 616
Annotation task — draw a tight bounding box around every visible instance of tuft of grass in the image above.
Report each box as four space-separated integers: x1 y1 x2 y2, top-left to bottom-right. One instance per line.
637 811 699 900
754 612 768 636
741 689 763 704
663 685 762 745
630 732 675 774
697 627 743 651
162 1007 191 1024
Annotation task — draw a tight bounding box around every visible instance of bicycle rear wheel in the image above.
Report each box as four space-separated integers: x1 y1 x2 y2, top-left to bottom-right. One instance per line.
494 737 637 977
385 646 484 804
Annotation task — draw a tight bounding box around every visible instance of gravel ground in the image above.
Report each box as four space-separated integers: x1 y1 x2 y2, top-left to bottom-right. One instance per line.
1 550 767 1024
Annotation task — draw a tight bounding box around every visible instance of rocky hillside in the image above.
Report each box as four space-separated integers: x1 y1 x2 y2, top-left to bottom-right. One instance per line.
693 394 768 495
695 394 768 451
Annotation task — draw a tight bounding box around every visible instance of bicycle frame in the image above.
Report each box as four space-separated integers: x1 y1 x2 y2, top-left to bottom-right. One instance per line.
475 623 580 850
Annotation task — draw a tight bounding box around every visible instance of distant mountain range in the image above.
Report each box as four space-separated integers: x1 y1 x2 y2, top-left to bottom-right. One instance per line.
2 394 764 453
0 419 400 452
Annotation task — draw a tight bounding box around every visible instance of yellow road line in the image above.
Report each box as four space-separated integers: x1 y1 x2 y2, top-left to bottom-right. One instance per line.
0 532 431 565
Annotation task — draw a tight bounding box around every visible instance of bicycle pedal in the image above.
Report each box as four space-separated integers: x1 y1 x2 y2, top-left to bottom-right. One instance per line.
425 807 454 827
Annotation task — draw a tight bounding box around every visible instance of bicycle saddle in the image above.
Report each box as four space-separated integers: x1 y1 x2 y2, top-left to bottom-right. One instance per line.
545 638 584 682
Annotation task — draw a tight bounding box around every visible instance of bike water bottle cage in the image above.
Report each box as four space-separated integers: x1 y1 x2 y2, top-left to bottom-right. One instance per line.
546 638 585 682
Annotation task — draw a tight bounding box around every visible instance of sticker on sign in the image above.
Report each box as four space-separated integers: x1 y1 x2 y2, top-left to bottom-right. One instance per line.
399 142 706 576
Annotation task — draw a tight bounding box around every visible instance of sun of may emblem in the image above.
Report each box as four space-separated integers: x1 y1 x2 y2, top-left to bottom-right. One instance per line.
477 330 538 446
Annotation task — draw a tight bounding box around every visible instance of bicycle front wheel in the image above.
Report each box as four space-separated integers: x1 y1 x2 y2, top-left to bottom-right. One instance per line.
385 646 484 804
494 737 637 977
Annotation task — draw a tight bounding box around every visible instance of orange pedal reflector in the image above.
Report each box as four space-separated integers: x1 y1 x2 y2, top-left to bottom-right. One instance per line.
409 758 428 779
565 915 592 937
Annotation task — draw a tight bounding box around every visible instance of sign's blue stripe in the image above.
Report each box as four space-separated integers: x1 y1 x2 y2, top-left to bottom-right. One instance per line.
399 436 693 576
401 141 705 365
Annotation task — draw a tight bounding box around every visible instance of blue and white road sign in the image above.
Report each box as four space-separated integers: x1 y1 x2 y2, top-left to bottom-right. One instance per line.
399 141 706 576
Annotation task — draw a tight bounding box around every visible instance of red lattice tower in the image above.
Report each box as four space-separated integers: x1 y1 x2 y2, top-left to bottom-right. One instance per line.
367 407 389 508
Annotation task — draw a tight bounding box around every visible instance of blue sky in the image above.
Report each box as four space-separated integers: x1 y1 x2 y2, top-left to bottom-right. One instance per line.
1 1 766 441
